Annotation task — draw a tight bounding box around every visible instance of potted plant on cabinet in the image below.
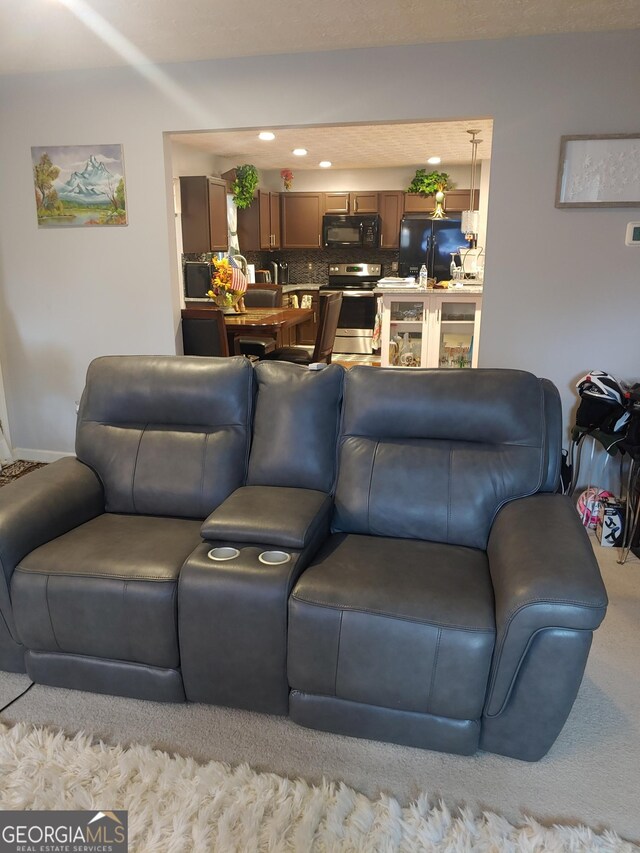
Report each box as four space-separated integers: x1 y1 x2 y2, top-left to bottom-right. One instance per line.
231 164 259 209
407 170 452 218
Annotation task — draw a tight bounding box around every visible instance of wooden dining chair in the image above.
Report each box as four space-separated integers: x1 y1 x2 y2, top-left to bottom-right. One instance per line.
181 309 230 357
243 292 343 365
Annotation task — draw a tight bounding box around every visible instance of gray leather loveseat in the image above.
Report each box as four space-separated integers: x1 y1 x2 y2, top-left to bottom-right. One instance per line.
0 356 607 760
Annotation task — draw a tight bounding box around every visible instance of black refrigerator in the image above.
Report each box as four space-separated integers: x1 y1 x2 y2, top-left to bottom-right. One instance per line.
399 216 468 282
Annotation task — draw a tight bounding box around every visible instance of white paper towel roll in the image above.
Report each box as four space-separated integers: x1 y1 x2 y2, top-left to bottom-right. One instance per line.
246 264 256 284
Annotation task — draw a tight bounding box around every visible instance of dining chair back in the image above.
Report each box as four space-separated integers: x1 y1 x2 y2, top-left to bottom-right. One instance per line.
243 285 283 308
311 292 343 364
182 310 230 357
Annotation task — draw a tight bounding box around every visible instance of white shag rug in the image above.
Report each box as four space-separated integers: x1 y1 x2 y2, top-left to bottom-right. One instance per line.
0 721 637 852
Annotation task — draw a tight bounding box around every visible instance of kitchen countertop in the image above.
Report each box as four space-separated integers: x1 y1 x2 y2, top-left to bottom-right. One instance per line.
374 284 483 295
281 283 323 293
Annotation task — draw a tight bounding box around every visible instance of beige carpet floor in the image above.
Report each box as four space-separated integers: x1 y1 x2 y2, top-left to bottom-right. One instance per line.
1 535 639 844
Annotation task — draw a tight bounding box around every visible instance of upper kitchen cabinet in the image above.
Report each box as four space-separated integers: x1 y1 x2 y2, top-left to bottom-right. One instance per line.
323 192 378 214
180 176 228 254
281 193 323 249
378 191 404 249
237 190 281 251
404 189 480 215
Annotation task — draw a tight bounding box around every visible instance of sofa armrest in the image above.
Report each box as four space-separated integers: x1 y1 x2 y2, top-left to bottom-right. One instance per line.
0 457 104 585
201 485 332 550
484 493 607 716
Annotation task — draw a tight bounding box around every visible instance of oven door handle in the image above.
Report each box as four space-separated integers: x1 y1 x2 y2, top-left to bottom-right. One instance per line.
337 290 376 297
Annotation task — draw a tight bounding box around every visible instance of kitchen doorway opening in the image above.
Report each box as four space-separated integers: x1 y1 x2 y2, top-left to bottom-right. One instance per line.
165 118 493 367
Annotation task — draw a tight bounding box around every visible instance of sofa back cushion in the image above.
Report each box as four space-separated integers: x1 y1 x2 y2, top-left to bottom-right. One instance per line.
333 368 551 549
247 362 344 493
76 356 253 519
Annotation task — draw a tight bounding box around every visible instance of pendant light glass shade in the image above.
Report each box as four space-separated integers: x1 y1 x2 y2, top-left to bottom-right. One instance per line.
462 129 481 240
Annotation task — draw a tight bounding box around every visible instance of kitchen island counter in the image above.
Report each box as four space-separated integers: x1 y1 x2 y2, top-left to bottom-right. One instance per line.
374 284 483 295
281 282 323 293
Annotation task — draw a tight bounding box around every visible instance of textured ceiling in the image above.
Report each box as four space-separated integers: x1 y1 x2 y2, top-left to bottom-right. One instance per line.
174 121 494 170
1 0 639 75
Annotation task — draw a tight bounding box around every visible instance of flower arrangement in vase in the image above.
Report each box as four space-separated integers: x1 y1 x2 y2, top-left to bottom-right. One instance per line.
207 257 248 313
280 169 294 191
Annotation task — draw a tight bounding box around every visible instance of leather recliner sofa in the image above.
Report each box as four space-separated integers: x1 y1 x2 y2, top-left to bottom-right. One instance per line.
0 356 607 761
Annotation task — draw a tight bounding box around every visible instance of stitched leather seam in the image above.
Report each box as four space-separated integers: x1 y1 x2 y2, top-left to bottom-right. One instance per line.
289 595 494 632
199 432 210 518
27 649 180 674
122 580 132 662
334 611 343 697
0 605 20 646
44 576 62 652
341 432 544 449
484 625 593 718
485 597 607 710
81 419 247 428
15 568 177 582
290 688 480 726
427 627 442 714
446 444 452 543
130 425 146 513
366 441 379 532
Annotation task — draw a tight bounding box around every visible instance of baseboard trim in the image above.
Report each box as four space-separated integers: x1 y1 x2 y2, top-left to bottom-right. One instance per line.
11 448 74 463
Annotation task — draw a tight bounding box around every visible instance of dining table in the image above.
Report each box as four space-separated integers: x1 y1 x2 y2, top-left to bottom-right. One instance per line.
181 303 315 352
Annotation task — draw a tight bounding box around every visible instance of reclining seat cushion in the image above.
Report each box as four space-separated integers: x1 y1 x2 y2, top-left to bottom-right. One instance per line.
11 513 202 668
289 533 495 721
333 368 548 550
76 356 254 520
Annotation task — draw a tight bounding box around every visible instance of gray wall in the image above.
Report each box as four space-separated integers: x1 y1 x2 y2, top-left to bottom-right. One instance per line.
0 31 639 456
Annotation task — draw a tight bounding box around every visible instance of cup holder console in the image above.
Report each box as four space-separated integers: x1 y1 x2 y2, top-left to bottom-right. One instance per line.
258 550 291 566
207 547 240 561
207 547 291 566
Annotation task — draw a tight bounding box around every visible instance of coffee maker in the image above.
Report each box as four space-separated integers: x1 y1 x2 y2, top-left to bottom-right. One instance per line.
269 259 289 285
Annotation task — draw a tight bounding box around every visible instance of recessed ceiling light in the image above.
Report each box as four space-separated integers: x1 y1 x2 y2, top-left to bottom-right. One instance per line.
258 131 275 141
319 161 332 168
292 148 308 156
427 156 441 165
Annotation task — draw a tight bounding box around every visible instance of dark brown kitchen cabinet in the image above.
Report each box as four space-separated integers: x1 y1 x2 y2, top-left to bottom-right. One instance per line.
281 193 323 249
403 189 479 214
378 191 403 249
237 190 281 252
180 176 228 254
323 191 379 214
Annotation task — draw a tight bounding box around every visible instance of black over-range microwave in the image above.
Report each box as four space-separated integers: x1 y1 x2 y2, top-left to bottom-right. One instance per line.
322 214 380 249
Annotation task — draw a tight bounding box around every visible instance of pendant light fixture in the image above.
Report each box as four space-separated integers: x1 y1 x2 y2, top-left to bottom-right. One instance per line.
461 129 481 245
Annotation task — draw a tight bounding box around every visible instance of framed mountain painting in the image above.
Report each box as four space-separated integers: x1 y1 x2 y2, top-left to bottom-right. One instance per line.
31 144 127 227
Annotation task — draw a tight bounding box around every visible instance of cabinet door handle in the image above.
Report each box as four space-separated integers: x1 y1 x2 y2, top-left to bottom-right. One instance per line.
318 234 321 246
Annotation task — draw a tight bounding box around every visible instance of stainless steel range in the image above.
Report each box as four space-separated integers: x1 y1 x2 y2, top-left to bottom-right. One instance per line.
320 263 381 354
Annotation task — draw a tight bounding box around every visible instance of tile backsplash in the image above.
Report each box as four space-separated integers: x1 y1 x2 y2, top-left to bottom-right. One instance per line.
184 248 399 285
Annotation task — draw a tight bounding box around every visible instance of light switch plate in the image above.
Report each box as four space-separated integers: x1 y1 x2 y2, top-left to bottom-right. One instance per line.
625 222 640 246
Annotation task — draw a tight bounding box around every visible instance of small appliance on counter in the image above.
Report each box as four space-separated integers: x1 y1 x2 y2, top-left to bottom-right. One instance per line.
266 260 290 285
183 261 211 300
255 269 272 283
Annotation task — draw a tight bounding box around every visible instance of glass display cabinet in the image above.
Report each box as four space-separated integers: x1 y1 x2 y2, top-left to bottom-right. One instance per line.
378 291 482 369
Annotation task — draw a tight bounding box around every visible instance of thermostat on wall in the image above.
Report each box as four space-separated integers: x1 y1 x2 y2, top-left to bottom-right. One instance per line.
625 222 640 246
